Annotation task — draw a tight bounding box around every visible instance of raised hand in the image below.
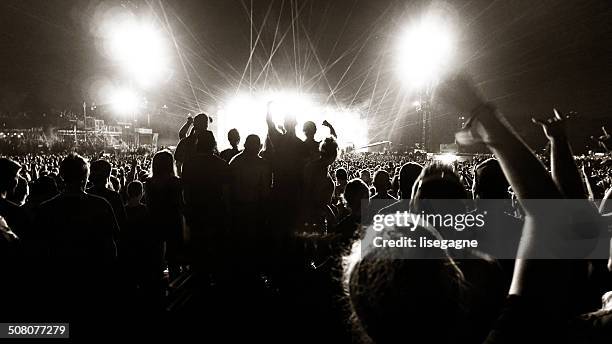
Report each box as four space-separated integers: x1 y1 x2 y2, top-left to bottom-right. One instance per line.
531 109 574 141
435 74 486 116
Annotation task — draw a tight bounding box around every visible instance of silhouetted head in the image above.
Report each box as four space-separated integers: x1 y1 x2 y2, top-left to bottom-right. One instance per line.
152 150 176 179
303 121 317 139
345 228 470 344
127 180 143 201
227 128 240 148
335 168 348 183
411 162 467 219
373 170 391 194
89 160 112 186
60 153 89 191
344 178 369 215
195 130 217 154
345 219 507 344
359 170 372 185
320 137 339 165
0 158 21 195
193 113 211 132
283 114 298 133
243 134 262 155
472 158 510 199
399 162 423 199
30 175 58 203
8 176 28 205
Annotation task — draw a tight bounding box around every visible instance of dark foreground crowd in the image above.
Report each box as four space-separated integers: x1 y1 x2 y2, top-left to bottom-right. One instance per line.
1 76 612 342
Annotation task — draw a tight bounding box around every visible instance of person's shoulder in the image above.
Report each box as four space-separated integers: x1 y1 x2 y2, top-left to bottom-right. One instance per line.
85 193 114 210
0 198 21 212
377 199 409 215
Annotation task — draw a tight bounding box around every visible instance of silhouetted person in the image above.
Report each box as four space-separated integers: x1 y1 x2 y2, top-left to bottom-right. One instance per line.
175 113 213 174
87 159 126 239
378 162 423 214
7 176 28 206
228 134 271 257
182 131 230 272
145 150 184 281
0 158 29 239
302 137 339 231
263 103 307 242
220 128 241 163
36 153 118 314
303 120 338 162
125 180 163 308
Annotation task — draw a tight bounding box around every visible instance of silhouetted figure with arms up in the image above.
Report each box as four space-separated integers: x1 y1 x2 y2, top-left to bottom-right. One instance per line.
182 131 230 274
175 113 213 174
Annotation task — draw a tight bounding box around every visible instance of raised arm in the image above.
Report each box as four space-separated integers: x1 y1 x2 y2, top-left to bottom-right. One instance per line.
178 116 193 140
322 120 338 139
532 111 587 199
436 76 601 300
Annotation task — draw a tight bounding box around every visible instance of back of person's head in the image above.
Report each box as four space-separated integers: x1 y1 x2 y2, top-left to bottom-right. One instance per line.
60 153 89 189
0 158 21 194
320 137 339 163
8 176 28 205
193 113 210 132
411 162 467 217
152 150 176 179
346 229 470 344
303 121 317 138
227 128 240 147
127 180 143 200
413 162 466 200
30 175 58 202
89 159 112 186
360 170 371 184
243 134 262 154
335 168 348 182
399 162 423 199
195 130 217 154
283 114 298 131
344 178 369 214
472 158 510 199
373 170 391 193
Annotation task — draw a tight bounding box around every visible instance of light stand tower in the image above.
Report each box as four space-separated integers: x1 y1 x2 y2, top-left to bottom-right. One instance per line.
415 90 433 152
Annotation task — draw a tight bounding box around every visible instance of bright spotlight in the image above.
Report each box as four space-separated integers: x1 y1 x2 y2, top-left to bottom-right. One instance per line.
107 19 168 87
435 153 458 165
110 88 140 115
398 14 455 87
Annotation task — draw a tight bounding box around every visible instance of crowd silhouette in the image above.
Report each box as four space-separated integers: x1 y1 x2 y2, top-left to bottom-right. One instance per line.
1 76 612 342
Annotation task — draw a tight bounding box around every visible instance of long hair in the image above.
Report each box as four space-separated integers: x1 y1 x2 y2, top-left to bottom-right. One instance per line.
151 150 176 180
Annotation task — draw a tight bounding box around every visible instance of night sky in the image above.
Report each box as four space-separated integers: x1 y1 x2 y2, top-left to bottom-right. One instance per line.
1 0 611 150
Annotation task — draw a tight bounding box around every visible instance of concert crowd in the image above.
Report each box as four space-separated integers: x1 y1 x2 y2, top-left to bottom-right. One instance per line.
1 76 612 342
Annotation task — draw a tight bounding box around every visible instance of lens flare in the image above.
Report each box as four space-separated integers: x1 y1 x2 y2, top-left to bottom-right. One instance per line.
397 13 455 87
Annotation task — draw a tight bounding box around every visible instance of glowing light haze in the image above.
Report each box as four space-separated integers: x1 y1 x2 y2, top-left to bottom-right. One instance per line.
104 16 169 88
217 91 368 149
397 13 456 87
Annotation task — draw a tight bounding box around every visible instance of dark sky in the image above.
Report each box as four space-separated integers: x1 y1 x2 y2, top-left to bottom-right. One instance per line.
0 0 611 150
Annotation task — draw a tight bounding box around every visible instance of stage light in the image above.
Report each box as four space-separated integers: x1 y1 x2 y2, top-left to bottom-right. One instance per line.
110 87 140 115
107 18 168 87
217 91 368 150
435 153 458 165
397 14 455 87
